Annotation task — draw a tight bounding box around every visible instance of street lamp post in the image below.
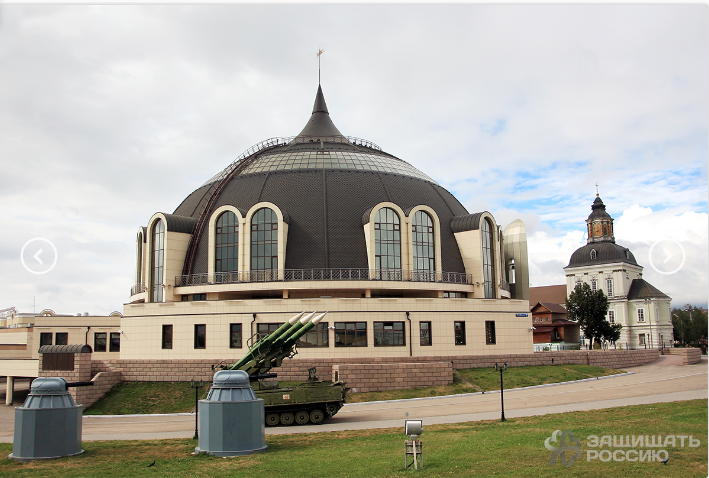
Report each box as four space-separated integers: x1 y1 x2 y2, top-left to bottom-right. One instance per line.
494 362 508 422
190 379 204 440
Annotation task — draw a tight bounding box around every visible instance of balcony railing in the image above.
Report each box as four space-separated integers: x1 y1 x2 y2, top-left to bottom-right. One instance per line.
130 283 146 296
174 268 473 288
500 280 510 292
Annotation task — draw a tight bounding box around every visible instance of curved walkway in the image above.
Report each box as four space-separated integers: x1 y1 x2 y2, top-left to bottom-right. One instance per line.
0 355 705 442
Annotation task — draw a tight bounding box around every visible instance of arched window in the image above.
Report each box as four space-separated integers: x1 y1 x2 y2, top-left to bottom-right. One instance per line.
481 218 495 298
136 232 143 287
412 211 435 281
151 219 165 302
215 211 238 273
251 208 278 274
374 207 401 279
590 249 597 260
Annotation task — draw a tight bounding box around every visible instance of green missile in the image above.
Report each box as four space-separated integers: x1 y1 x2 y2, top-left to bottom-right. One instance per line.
279 312 328 351
268 311 316 351
229 312 304 370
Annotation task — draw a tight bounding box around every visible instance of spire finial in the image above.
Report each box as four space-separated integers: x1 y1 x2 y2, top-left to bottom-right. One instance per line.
317 49 324 85
595 182 599 197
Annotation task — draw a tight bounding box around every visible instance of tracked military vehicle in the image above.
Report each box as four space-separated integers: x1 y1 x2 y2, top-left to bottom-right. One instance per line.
217 312 347 426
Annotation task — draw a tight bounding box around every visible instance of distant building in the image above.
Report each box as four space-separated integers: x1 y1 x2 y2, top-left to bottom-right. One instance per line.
564 194 673 349
530 302 580 351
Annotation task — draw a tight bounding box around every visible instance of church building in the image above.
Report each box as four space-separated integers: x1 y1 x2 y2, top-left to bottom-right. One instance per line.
122 84 532 360
564 194 673 349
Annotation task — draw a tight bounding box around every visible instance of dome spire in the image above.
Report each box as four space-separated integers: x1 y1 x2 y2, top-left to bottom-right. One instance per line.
294 84 346 139
595 182 599 198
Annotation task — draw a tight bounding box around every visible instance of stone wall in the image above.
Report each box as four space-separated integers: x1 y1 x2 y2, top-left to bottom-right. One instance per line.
665 348 702 365
332 362 453 393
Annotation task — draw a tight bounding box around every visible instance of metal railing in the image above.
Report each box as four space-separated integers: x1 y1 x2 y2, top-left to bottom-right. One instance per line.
500 280 510 292
130 283 146 296
175 268 472 287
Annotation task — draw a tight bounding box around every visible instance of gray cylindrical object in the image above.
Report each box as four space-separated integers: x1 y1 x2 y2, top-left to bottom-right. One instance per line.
195 370 267 457
9 377 83 462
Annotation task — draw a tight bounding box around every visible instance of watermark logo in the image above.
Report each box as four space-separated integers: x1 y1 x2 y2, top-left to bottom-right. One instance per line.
545 430 582 467
545 432 700 467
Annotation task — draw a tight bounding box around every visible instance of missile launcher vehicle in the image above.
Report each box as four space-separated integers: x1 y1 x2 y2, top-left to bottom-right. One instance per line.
218 312 347 426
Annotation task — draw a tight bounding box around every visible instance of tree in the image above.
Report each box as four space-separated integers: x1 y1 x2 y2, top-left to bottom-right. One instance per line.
672 305 708 346
565 282 621 349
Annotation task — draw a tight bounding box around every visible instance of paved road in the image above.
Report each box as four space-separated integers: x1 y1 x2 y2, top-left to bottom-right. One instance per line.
0 355 705 442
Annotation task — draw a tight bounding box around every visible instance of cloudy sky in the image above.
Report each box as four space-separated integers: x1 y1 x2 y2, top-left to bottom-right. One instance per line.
1 4 706 315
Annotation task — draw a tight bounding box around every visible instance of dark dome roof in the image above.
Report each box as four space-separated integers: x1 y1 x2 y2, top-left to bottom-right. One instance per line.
173 86 469 275
566 242 638 268
588 195 612 221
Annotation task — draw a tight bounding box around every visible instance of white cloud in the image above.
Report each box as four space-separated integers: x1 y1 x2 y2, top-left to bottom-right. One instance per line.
0 5 706 313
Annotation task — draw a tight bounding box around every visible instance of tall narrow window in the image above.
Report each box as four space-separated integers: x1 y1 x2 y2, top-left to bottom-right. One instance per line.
412 211 435 281
216 211 239 273
481 218 495 298
420 321 432 346
40 333 52 346
485 321 496 345
151 219 165 302
251 208 278 278
94 332 107 352
136 232 143 287
637 309 645 322
591 279 597 291
229 323 242 348
608 310 615 324
162 325 173 349
194 324 206 349
109 333 120 352
374 207 401 280
638 334 646 346
454 321 466 345
508 258 515 284
606 278 613 297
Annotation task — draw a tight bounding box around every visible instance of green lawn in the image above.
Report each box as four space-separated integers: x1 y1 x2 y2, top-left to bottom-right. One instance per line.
86 364 626 414
2 400 706 477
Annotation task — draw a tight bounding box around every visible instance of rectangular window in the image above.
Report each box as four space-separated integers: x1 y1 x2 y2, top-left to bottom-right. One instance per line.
374 321 405 346
229 323 242 348
162 325 173 349
454 321 466 345
420 321 432 346
639 334 646 346
257 323 283 341
591 279 597 291
55 332 68 346
608 310 615 324
485 321 496 345
109 332 120 352
444 291 467 298
606 279 613 297
335 322 367 347
194 324 206 349
39 333 52 347
298 322 329 347
637 309 645 322
94 332 107 352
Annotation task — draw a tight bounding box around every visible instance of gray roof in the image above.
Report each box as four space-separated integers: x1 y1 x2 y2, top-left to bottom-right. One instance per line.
627 279 670 300
173 86 469 275
450 212 487 233
588 196 612 221
531 302 568 314
38 344 92 354
566 242 638 268
295 85 346 139
161 213 197 234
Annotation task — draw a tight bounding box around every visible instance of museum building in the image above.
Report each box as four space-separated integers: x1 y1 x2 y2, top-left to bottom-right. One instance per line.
122 84 532 360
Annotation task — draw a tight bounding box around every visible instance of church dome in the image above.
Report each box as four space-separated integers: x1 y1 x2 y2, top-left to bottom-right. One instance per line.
567 242 638 268
172 85 469 276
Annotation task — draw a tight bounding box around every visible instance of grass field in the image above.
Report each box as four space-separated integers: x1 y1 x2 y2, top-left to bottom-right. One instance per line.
2 399 706 477
85 364 625 414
